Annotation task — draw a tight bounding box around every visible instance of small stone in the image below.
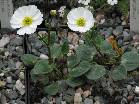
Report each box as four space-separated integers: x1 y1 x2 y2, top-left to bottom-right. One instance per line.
74 93 82 104
76 88 83 95
94 96 105 104
0 73 4 77
123 31 131 42
84 98 93 104
61 101 67 104
118 39 123 46
41 97 49 104
40 54 49 59
127 95 134 102
16 100 25 104
19 72 24 80
108 87 115 96
127 85 132 92
0 36 10 48
121 97 128 104
55 97 62 104
5 90 18 100
83 90 91 98
68 32 79 45
0 94 7 104
34 41 42 49
113 26 123 36
135 86 139 94
79 40 84 44
10 36 22 46
6 76 12 84
63 94 73 103
122 21 127 25
6 83 14 88
38 31 47 36
16 62 22 69
15 80 25 95
4 51 9 57
133 35 139 40
0 80 6 87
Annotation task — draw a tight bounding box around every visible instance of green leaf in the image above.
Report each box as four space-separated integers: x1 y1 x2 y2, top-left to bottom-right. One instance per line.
21 54 39 66
66 77 84 87
31 60 53 75
76 45 96 61
44 82 59 95
50 31 57 46
101 40 114 54
61 40 69 55
111 65 127 81
67 55 80 69
69 61 91 77
51 44 62 59
84 29 104 47
121 51 139 71
85 64 106 80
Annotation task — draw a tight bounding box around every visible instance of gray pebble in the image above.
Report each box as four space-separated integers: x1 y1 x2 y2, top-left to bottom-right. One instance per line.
123 31 131 42
84 98 93 104
6 76 12 84
113 26 123 36
127 85 132 92
5 90 18 100
10 37 23 46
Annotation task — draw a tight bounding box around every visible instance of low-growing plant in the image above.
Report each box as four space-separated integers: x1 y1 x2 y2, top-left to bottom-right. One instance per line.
22 26 139 95
11 0 132 96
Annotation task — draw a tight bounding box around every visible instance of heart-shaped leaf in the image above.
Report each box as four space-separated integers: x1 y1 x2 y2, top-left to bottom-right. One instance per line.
66 77 84 87
69 61 91 77
21 54 39 66
121 51 139 71
111 65 127 81
51 44 62 59
44 82 59 95
76 45 96 61
85 64 106 80
67 55 80 69
31 60 53 75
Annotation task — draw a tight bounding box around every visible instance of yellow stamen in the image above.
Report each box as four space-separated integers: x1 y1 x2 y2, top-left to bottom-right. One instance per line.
76 17 86 27
22 16 33 26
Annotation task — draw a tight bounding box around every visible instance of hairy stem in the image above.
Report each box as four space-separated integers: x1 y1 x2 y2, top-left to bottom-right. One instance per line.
37 32 52 64
91 39 103 57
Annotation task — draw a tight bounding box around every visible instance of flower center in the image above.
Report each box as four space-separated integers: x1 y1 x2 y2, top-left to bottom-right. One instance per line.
22 16 33 26
76 17 86 27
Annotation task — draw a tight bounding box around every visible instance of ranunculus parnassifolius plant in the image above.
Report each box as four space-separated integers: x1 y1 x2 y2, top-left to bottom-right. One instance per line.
107 0 118 5
67 7 95 33
10 5 43 35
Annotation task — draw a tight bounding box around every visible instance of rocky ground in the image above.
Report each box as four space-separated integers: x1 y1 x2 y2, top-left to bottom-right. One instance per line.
0 33 25 104
0 14 139 104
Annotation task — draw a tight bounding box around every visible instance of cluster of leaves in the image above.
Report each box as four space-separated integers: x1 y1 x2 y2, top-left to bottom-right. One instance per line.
21 31 69 95
67 28 139 87
90 0 107 10
116 0 129 16
21 26 139 95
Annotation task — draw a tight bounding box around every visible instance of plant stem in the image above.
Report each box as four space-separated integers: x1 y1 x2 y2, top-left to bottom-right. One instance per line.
37 31 52 63
91 39 103 57
47 31 52 64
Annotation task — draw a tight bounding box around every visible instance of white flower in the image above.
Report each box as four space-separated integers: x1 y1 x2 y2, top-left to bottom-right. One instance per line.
10 5 43 35
78 0 91 5
67 7 95 33
135 86 139 94
107 0 118 5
